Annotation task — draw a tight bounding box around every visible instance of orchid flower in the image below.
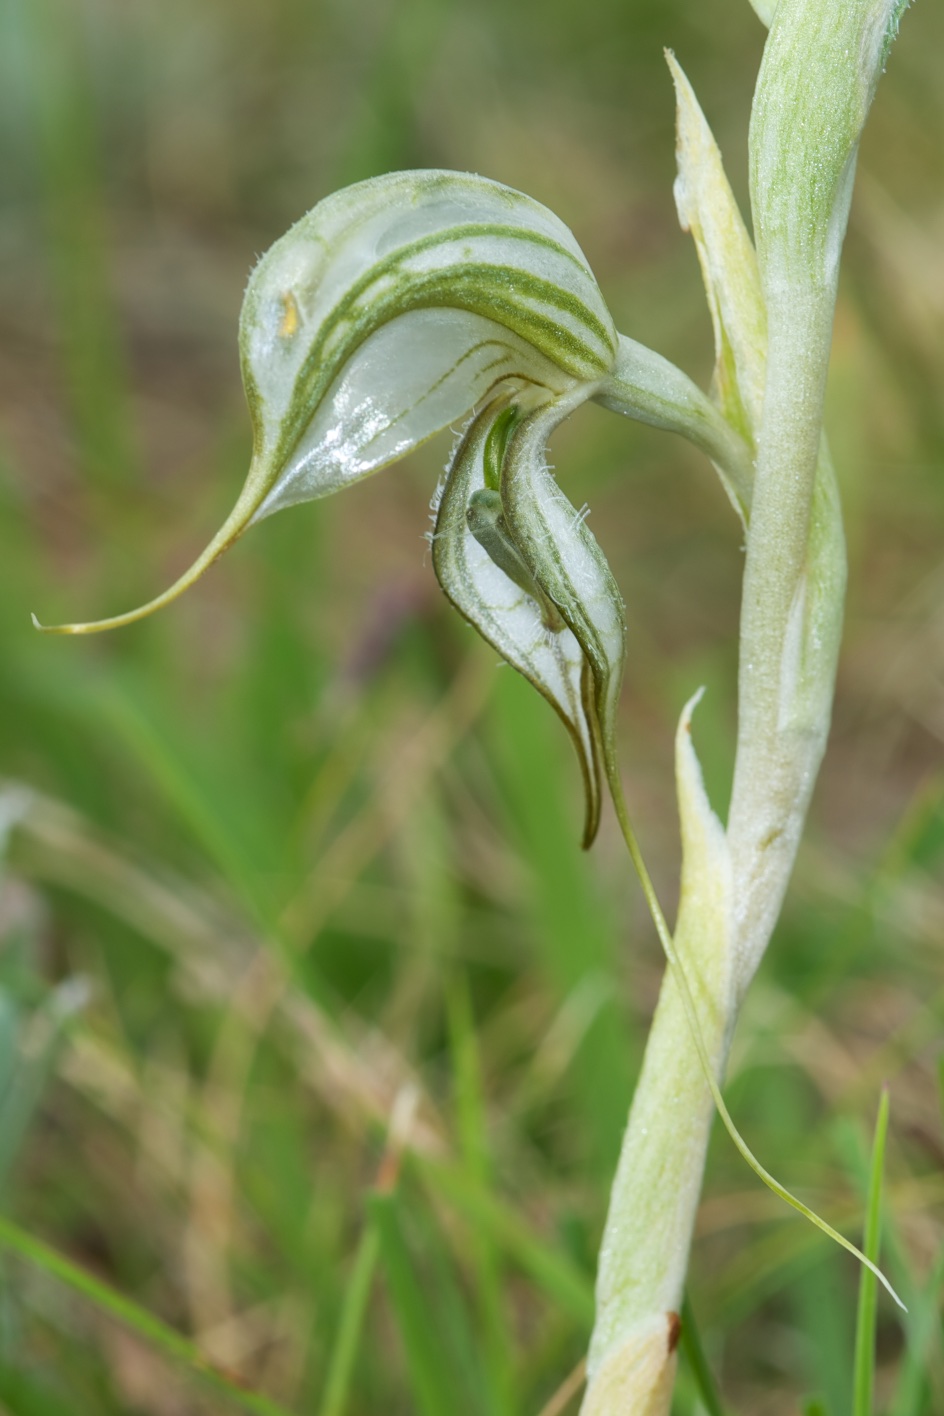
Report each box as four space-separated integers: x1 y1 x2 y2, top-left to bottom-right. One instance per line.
38 169 750 846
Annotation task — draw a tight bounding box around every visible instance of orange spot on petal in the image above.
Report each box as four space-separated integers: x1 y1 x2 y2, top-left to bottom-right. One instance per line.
278 290 300 338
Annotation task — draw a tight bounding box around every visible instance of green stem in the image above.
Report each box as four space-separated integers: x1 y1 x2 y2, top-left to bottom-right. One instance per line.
584 779 735 1384
586 953 730 1373
726 293 841 992
596 334 755 518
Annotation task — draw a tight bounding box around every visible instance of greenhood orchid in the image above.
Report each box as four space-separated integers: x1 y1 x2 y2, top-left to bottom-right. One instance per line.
34 5 913 1406
37 168 749 847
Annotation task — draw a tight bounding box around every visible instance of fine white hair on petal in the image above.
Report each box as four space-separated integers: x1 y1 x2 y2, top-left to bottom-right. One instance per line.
429 472 449 518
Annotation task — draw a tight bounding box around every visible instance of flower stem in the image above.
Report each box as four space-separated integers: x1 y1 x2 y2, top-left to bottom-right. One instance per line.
581 773 736 1412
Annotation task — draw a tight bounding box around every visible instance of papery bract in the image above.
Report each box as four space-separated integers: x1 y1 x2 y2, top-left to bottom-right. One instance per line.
669 52 766 452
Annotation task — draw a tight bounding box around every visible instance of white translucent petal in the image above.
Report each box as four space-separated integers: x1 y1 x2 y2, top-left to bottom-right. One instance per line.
38 172 614 635
252 309 569 520
240 170 616 470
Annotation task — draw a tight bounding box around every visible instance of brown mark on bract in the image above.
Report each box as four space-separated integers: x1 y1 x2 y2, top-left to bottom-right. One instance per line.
667 1312 682 1354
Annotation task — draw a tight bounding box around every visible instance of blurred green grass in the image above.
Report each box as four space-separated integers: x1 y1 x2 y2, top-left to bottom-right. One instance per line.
0 0 942 1411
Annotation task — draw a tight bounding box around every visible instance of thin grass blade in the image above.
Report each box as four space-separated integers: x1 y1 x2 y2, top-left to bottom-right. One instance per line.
679 1293 728 1416
317 1226 379 1416
415 1155 594 1327
0 1216 296 1416
890 1246 944 1416
367 1188 459 1416
853 1088 890 1416
446 977 516 1416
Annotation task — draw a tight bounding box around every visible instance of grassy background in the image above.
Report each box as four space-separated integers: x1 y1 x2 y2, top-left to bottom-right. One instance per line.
1 0 943 1411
